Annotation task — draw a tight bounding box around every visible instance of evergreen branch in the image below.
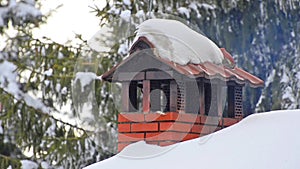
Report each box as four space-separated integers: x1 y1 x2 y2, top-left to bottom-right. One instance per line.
0 88 89 133
48 109 90 133
28 36 91 53
43 135 88 142
0 153 21 164
14 63 76 79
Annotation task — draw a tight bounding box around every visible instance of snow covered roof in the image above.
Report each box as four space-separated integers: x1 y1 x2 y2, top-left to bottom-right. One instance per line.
101 19 264 87
84 109 300 169
134 19 224 65
102 47 264 87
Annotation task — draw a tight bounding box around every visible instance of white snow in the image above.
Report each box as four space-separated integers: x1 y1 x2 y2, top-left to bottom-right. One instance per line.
23 93 50 114
0 60 50 114
74 72 98 92
108 6 120 15
55 83 61 93
119 141 174 158
85 109 300 169
135 19 224 65
0 60 19 95
21 160 38 169
9 0 17 7
44 68 53 76
296 72 300 88
58 52 64 59
120 10 131 22
61 86 67 95
199 3 216 10
13 2 41 17
282 86 296 109
228 25 233 32
40 161 50 169
123 0 131 6
45 121 56 137
177 7 190 19
188 3 197 11
188 3 201 18
10 1 41 24
291 30 295 37
265 69 276 87
135 10 145 19
44 79 50 87
280 70 289 83
166 6 172 12
0 0 41 27
282 86 294 100
118 43 129 55
255 94 264 109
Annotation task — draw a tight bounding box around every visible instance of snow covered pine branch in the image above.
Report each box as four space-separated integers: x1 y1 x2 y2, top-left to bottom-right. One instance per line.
0 0 41 28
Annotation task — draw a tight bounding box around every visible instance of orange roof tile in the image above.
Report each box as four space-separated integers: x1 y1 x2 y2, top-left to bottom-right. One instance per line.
102 39 264 88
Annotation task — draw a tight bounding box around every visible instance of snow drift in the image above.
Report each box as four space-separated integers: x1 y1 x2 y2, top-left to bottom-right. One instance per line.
85 109 300 169
134 19 224 65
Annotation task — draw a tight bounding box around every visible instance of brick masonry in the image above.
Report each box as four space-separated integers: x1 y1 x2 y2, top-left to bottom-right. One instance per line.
118 112 241 152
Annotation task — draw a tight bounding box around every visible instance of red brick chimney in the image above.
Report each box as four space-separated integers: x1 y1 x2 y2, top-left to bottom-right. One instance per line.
117 112 240 151
101 38 264 152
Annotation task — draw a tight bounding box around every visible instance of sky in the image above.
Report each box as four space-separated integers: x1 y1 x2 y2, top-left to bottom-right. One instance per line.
33 0 106 44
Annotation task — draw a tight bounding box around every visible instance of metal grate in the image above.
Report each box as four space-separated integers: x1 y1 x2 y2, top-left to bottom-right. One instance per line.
234 86 243 118
177 81 185 112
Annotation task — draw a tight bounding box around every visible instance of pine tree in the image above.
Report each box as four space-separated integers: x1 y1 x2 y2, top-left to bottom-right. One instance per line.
0 0 111 168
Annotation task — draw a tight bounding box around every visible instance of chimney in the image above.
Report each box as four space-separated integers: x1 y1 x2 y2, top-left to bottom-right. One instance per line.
101 38 264 152
117 111 240 151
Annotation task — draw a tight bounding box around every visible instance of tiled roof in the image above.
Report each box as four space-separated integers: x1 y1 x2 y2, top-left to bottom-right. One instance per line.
102 39 264 88
159 59 264 87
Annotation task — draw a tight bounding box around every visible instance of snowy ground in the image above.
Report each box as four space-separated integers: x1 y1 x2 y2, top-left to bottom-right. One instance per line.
85 109 300 169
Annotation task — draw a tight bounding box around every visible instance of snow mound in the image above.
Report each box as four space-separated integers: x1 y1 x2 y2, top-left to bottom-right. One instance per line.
135 19 224 65
84 109 300 169
118 141 175 158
